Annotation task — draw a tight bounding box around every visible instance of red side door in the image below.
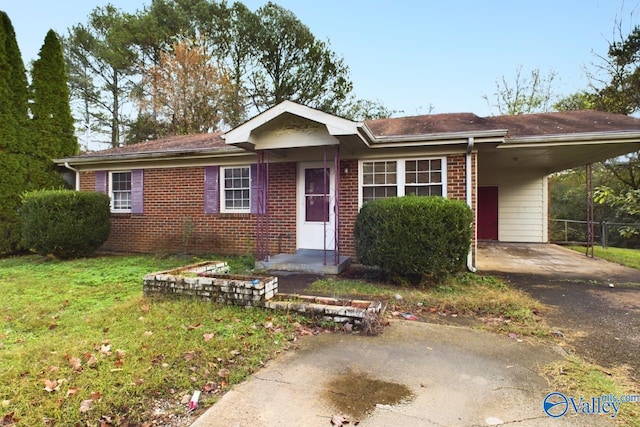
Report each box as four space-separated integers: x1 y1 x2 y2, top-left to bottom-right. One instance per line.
478 186 498 240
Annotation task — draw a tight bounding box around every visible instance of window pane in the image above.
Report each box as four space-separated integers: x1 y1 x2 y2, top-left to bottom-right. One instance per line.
223 167 250 211
306 195 329 222
431 172 442 183
406 161 416 172
386 162 396 173
431 159 441 170
305 168 329 195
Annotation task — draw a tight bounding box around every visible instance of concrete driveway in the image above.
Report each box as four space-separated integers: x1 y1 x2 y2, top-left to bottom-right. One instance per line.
191 321 607 427
478 242 640 382
477 242 639 283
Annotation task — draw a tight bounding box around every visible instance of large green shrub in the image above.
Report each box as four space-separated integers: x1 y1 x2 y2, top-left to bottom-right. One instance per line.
354 196 473 281
20 190 111 258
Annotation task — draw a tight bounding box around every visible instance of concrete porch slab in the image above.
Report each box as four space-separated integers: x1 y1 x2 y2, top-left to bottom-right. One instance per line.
255 249 351 274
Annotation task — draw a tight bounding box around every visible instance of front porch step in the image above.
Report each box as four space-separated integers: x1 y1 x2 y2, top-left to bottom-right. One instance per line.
255 249 351 274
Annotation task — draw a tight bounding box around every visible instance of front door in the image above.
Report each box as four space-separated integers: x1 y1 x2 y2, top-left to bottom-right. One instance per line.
297 162 335 250
478 186 499 240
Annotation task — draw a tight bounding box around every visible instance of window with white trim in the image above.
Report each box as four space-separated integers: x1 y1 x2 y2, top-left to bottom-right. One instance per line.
221 166 250 212
360 158 446 204
110 171 132 212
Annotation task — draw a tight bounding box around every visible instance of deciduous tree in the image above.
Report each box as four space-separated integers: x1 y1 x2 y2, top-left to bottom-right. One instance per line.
137 37 233 135
483 66 557 115
245 2 352 114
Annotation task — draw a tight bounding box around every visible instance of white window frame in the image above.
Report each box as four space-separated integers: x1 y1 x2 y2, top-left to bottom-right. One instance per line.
358 157 447 207
220 166 251 213
109 171 132 213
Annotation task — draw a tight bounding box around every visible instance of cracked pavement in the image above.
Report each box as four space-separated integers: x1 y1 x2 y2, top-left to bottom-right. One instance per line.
191 321 608 426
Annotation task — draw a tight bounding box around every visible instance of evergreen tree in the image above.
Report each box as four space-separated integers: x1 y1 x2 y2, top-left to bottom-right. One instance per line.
0 11 29 253
31 30 78 159
1 11 29 152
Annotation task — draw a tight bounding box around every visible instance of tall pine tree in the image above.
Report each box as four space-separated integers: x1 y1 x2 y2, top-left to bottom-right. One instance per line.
31 30 78 159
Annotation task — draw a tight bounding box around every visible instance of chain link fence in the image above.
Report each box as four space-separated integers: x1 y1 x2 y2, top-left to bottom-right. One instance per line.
550 219 640 248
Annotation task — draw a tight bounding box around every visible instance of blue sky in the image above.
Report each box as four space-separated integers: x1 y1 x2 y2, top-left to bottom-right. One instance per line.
2 0 639 117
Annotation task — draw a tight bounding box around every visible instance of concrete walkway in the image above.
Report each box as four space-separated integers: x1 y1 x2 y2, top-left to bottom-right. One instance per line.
191 321 609 426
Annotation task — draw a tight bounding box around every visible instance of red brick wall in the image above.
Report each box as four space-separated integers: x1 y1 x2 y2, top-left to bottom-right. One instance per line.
338 159 358 258
79 164 298 256
79 154 475 259
264 162 297 255
447 154 466 201
446 153 477 261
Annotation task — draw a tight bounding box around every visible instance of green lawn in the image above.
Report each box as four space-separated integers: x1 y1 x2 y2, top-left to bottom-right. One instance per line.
568 245 640 270
0 254 302 426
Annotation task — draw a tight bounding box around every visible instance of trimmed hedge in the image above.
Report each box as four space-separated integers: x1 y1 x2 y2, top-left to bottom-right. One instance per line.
20 190 111 258
354 196 473 281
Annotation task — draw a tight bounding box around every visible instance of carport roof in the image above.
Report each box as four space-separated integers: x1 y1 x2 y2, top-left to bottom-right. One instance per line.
366 109 640 139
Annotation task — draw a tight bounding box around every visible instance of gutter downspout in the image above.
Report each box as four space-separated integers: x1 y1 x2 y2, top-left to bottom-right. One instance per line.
64 162 80 191
466 138 477 273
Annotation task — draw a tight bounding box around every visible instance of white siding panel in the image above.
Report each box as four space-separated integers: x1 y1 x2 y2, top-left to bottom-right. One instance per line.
479 168 548 243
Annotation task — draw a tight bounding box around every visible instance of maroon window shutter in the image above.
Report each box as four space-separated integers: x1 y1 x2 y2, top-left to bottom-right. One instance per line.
131 169 144 214
250 163 267 214
95 171 107 194
204 166 219 214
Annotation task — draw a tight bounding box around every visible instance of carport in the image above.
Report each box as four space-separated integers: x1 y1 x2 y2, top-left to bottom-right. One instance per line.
475 110 640 246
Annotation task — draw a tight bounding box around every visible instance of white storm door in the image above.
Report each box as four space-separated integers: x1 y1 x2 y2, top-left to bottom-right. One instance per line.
297 162 335 250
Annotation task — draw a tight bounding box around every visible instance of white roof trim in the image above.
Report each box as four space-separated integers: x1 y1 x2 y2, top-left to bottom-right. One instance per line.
222 100 360 146
500 131 640 148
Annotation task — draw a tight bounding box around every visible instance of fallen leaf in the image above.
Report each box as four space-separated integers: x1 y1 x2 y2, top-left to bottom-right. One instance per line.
79 399 93 413
180 394 191 404
49 366 60 372
1 399 9 408
66 387 78 398
90 391 102 401
218 368 230 379
114 359 124 367
187 323 202 330
1 412 18 425
86 355 98 367
134 378 144 386
203 382 218 392
331 413 349 425
141 304 150 313
183 351 195 362
43 379 58 392
100 344 111 355
230 350 241 356
49 323 58 330
203 333 215 342
143 331 153 336
115 349 125 359
67 356 82 372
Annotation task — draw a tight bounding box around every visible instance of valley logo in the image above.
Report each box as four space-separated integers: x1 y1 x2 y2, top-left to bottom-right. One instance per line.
543 392 639 418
